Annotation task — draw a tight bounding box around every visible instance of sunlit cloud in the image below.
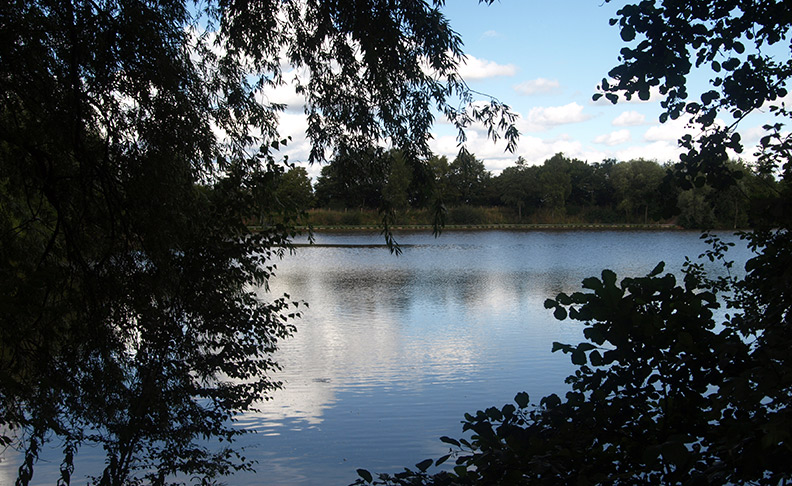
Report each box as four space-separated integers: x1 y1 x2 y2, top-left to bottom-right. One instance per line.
523 102 592 130
612 110 646 126
513 78 561 95
458 55 517 80
643 116 695 142
594 129 631 146
615 140 681 163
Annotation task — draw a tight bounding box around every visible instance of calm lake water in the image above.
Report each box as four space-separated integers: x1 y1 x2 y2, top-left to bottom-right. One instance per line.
1 230 752 486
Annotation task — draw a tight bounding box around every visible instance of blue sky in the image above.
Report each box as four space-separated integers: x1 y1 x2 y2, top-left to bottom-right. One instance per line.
270 2 783 179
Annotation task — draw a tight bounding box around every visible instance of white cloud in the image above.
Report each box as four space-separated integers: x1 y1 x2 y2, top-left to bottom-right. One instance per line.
513 78 561 95
522 102 592 130
458 55 517 80
643 116 694 142
612 110 646 126
481 30 501 39
594 129 631 146
261 83 306 113
615 141 682 163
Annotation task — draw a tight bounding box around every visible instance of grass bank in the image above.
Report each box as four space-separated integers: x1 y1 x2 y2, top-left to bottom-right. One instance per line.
299 206 683 231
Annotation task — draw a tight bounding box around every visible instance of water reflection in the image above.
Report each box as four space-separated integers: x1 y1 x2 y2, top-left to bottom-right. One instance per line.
0 230 751 486
235 230 751 485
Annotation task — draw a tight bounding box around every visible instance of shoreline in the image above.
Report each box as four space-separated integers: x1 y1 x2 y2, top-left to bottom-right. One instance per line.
289 223 685 232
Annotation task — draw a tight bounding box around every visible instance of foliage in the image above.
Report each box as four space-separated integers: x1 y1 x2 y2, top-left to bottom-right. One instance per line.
0 0 517 484
446 149 492 206
313 150 767 228
273 166 315 215
355 0 792 484
610 158 666 223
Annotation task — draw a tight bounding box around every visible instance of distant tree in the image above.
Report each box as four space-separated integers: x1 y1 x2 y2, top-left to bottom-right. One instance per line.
428 154 453 201
314 146 390 209
275 166 315 212
611 159 665 223
497 164 530 220
676 185 718 228
383 150 414 212
567 157 597 207
448 149 491 205
590 158 619 209
538 154 573 216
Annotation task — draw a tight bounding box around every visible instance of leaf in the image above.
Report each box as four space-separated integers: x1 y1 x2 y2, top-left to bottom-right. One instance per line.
661 441 689 467
541 393 561 408
440 436 461 447
649 261 665 276
571 349 587 365
515 391 530 408
435 454 452 467
621 25 636 41
722 57 740 71
582 276 602 290
553 306 568 321
356 469 373 483
416 458 433 472
485 407 503 421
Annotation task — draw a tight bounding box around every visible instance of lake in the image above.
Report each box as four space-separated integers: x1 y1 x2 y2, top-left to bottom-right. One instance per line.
0 230 752 485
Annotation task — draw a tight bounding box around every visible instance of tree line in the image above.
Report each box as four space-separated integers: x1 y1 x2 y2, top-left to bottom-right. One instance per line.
274 149 778 228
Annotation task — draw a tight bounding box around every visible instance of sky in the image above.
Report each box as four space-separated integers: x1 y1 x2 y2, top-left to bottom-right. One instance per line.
270 2 784 180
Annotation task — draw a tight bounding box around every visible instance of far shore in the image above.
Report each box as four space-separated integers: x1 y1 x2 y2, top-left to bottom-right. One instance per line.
252 223 688 232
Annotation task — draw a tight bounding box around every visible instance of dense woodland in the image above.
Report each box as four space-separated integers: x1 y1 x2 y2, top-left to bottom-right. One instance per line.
271 150 779 228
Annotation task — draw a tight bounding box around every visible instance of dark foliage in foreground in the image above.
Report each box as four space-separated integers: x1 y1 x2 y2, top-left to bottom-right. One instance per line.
0 1 516 484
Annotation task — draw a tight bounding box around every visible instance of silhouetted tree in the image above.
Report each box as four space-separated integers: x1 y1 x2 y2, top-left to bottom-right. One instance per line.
0 1 517 484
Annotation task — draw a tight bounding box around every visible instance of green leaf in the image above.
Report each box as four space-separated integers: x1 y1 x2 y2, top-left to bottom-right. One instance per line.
571 349 587 365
